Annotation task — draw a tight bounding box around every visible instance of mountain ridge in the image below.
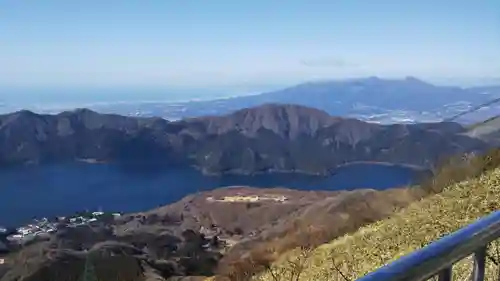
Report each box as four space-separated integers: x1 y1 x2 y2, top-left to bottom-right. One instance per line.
0 103 491 175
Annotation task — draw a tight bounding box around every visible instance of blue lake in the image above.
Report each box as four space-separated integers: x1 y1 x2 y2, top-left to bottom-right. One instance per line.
0 163 429 227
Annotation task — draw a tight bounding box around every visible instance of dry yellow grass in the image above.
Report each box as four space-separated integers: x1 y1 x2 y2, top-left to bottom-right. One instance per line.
254 167 500 281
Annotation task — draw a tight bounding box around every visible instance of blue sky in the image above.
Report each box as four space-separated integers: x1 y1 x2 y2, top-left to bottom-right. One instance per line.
1 0 499 89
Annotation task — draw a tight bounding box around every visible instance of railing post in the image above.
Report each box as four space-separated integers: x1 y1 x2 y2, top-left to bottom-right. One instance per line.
438 266 452 281
472 246 487 281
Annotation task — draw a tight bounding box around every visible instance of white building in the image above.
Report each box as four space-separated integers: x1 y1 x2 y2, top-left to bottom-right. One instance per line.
7 234 23 241
17 227 32 235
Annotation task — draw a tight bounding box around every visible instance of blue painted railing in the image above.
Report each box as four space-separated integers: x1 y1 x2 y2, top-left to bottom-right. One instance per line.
357 211 500 281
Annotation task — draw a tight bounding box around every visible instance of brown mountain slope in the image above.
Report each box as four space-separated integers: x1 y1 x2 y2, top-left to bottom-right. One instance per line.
0 186 424 281
114 185 424 279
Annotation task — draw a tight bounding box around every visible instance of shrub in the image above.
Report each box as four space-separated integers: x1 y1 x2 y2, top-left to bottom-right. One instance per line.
420 148 500 194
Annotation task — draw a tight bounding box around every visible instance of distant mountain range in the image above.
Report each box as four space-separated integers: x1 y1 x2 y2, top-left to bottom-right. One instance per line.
72 77 500 124
0 104 491 175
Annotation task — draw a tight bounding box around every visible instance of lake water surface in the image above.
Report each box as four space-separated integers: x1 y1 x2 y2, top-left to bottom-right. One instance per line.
0 163 428 227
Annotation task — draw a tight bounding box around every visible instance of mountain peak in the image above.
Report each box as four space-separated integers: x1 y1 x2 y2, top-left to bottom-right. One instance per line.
345 76 382 84
71 108 99 115
57 108 100 118
2 109 38 123
201 103 338 138
367 76 382 81
10 109 37 117
232 103 336 123
404 76 427 84
345 76 429 85
237 103 331 116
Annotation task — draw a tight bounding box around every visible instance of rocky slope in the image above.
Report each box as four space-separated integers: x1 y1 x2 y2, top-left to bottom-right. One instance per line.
0 104 490 175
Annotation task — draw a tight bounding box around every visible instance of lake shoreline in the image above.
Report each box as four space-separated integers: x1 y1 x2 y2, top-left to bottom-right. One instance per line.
0 162 424 227
73 158 429 176
335 161 428 171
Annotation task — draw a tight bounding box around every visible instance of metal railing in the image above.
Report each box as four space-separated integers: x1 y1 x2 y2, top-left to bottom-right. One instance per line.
356 211 500 281
354 95 500 281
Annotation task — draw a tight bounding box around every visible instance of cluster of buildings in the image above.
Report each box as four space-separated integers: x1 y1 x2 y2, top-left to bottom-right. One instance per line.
1 211 122 244
8 217 58 242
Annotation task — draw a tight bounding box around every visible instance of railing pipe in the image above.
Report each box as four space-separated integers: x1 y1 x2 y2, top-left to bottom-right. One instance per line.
356 211 500 281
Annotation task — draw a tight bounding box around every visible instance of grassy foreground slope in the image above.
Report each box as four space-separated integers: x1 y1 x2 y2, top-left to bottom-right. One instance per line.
254 166 500 281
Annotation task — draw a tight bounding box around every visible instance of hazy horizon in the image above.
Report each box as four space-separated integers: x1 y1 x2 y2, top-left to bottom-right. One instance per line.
2 76 500 108
1 75 500 117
